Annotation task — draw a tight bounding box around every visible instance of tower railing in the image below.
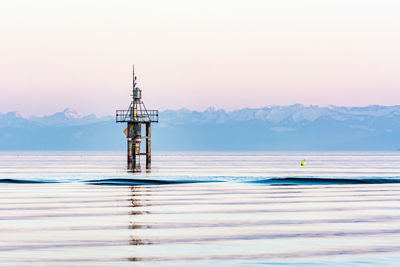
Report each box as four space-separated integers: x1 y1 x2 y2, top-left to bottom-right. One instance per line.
116 109 159 123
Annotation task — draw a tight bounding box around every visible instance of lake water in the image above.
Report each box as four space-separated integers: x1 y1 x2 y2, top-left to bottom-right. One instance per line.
1 151 400 266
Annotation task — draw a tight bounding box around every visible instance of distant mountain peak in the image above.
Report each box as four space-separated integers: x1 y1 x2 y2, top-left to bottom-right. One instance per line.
62 108 81 119
0 111 24 118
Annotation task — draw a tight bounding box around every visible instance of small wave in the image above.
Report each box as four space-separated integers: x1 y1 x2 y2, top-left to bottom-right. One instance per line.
0 178 56 184
85 178 205 186
251 177 400 185
3 177 400 185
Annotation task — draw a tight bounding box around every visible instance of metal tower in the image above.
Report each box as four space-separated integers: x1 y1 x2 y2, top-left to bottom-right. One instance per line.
116 66 158 172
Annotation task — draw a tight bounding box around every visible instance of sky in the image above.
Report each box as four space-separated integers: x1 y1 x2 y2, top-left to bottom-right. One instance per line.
0 0 399 116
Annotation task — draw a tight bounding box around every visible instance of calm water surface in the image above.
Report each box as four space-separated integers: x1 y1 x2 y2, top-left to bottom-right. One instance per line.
1 151 400 266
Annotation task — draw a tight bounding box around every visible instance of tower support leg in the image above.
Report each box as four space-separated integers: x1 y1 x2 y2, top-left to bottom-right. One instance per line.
134 123 141 171
146 123 151 170
127 122 135 171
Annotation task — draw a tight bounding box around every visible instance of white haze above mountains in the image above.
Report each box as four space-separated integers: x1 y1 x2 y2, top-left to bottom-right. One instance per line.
0 105 399 150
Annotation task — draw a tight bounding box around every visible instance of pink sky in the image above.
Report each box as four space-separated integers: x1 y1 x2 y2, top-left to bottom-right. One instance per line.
0 0 399 116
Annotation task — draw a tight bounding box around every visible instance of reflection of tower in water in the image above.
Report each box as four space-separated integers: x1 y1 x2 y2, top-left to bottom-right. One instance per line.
129 186 153 249
116 66 159 172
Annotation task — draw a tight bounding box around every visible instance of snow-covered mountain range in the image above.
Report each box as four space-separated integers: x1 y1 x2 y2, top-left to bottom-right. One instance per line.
0 105 399 150
162 104 400 125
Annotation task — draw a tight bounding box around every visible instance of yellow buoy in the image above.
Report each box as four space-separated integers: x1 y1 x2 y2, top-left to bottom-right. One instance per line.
300 161 306 166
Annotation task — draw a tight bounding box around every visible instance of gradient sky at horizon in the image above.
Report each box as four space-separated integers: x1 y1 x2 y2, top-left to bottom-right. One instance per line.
1 0 399 116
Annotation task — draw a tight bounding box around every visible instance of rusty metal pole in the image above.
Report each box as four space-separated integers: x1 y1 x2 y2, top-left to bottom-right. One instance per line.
134 123 142 171
146 123 151 170
127 122 134 170
134 123 139 171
